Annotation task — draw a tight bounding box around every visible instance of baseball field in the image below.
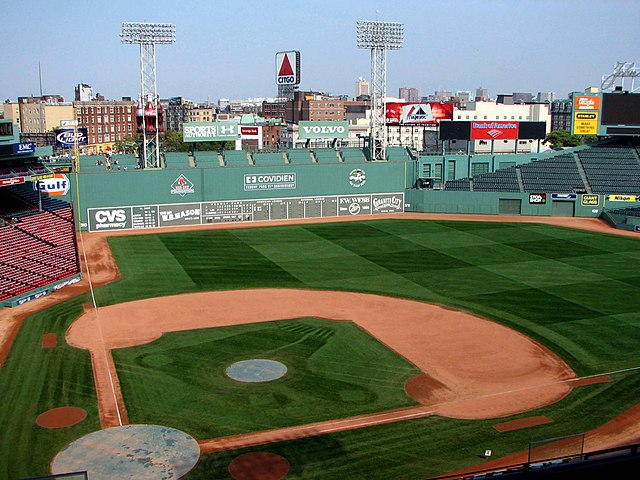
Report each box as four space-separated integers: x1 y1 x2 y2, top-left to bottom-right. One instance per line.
1 214 640 479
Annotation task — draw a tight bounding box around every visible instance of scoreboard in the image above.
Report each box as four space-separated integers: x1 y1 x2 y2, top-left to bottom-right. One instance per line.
572 92 640 136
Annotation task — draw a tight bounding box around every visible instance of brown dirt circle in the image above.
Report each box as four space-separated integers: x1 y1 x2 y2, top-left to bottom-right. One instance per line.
66 288 576 423
228 452 290 480
36 406 87 429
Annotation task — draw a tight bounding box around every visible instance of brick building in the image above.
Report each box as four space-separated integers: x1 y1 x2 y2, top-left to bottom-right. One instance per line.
74 99 136 147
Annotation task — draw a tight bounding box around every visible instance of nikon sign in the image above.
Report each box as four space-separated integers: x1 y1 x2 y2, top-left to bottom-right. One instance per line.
183 121 240 142
298 121 349 139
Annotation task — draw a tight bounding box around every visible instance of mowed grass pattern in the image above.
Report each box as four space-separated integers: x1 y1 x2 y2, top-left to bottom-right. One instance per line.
113 317 421 439
4 219 640 479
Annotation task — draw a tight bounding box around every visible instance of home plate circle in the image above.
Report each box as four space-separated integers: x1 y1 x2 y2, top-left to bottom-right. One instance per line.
226 359 288 383
51 424 200 479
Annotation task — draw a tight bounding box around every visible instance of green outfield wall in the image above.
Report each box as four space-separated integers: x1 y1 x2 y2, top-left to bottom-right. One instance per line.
64 160 411 231
35 151 632 232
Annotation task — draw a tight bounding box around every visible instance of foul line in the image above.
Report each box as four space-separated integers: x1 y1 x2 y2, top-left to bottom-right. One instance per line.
77 229 123 427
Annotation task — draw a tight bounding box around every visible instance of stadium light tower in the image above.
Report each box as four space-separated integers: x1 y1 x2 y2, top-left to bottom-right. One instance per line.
121 22 176 168
357 20 403 161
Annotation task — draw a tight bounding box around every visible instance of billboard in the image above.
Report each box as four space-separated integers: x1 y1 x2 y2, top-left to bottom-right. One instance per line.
298 121 349 139
386 102 453 125
55 128 88 147
182 121 240 142
440 121 546 140
87 193 405 232
275 51 300 86
471 121 519 140
572 94 601 136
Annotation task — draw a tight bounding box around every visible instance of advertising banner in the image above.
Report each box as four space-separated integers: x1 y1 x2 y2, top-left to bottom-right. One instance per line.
471 121 519 140
34 173 70 196
87 192 404 232
385 102 453 125
573 112 599 135
244 173 296 191
298 121 349 139
608 194 638 202
55 128 88 147
275 51 301 86
13 142 36 154
574 95 600 111
183 121 240 142
581 194 600 206
528 193 547 204
158 203 201 227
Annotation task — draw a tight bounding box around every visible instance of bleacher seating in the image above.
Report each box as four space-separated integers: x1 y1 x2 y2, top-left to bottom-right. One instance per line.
472 167 520 192
443 178 472 191
577 144 640 194
163 152 192 169
340 147 367 163
287 149 314 164
519 154 585 193
194 151 221 167
0 204 79 302
222 150 250 166
312 149 340 163
253 152 286 165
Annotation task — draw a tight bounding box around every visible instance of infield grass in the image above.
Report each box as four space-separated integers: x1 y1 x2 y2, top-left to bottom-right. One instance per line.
3 218 640 478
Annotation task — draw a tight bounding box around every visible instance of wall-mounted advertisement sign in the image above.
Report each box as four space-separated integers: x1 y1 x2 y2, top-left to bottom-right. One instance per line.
298 121 349 139
183 121 240 142
244 173 296 191
528 193 547 204
55 128 88 147
385 102 453 125
471 121 519 140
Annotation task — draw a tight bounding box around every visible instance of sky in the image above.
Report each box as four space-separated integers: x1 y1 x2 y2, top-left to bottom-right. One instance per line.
2 0 640 104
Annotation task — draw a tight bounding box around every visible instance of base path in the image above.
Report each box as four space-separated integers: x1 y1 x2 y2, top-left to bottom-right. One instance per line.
66 288 576 428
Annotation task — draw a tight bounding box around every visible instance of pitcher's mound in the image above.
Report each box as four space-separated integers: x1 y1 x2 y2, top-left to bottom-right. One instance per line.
51 424 199 479
36 406 87 429
228 452 290 480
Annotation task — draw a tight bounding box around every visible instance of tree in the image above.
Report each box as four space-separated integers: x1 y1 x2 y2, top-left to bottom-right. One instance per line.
544 130 584 148
113 135 138 154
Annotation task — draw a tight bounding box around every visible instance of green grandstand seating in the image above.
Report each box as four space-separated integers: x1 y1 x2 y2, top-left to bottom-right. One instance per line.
313 149 340 163
287 149 314 164
223 150 250 166
386 146 411 161
163 152 191 169
340 147 367 163
194 151 221 167
253 152 286 165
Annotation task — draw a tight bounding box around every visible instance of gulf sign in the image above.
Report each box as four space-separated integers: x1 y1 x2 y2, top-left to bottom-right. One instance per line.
275 51 300 86
33 173 70 196
386 102 453 125
471 121 519 140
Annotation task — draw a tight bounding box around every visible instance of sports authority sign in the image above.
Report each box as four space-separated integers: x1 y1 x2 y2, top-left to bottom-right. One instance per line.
471 121 519 140
298 121 349 139
275 51 301 86
183 121 239 142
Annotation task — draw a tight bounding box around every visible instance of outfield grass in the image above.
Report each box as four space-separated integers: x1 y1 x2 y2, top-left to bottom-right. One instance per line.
3 219 640 478
112 317 421 438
